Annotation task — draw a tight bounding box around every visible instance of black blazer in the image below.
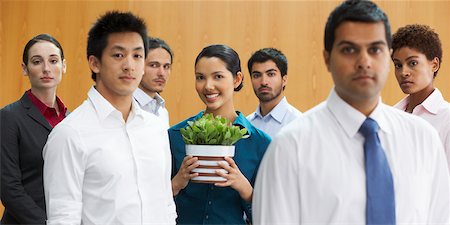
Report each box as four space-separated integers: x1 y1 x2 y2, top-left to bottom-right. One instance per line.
1 92 65 225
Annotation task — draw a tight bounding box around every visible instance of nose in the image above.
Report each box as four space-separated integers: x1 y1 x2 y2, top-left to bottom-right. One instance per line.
205 77 214 91
122 55 134 72
157 66 165 77
400 67 411 77
260 74 269 85
356 51 371 70
43 61 51 73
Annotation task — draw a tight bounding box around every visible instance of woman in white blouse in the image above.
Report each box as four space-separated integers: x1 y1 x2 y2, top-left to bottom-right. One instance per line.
392 24 450 167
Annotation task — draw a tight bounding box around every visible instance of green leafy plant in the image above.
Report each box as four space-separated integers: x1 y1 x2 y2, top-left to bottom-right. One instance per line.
180 113 248 145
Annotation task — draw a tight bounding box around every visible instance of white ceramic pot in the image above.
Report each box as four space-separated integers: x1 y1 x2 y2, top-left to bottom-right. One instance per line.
185 144 235 183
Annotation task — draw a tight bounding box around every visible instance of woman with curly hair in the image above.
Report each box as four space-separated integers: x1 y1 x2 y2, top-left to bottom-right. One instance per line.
392 24 450 167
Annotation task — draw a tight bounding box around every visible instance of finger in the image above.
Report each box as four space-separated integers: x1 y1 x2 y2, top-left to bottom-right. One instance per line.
215 181 231 187
217 161 233 171
189 173 199 178
184 157 198 167
186 162 199 171
215 169 232 179
182 155 193 163
224 156 238 169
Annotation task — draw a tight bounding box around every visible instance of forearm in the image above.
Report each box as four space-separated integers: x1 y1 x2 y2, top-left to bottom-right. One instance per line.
237 181 253 203
1 191 46 224
171 175 186 196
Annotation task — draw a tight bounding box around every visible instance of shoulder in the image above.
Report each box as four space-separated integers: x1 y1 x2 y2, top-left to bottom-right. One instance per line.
1 96 26 114
57 100 92 128
238 114 272 145
286 101 302 115
381 104 440 140
1 101 22 119
1 96 31 126
246 111 257 121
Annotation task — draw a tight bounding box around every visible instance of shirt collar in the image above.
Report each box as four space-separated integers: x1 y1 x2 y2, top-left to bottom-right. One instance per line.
133 88 165 107
326 88 390 138
420 88 444 114
26 89 67 116
89 86 144 122
395 88 444 115
254 96 288 123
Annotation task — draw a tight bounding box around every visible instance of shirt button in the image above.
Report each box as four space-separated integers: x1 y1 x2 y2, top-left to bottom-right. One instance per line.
208 201 212 205
210 186 214 190
205 215 209 219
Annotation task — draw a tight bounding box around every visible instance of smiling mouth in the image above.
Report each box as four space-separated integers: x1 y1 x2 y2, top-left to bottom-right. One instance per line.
206 93 219 99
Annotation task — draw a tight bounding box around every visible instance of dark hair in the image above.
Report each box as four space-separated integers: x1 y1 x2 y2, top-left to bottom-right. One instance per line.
148 37 173 63
23 34 64 66
324 0 391 52
392 24 442 77
247 48 288 76
194 44 243 91
87 11 148 81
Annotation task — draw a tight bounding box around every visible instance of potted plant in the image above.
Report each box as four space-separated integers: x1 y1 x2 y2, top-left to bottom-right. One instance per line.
180 113 248 183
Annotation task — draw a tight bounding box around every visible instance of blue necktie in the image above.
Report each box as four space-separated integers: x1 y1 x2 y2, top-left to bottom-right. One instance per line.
359 118 396 225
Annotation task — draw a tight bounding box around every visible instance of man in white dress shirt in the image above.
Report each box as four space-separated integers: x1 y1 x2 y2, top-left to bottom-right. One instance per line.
134 37 172 128
43 11 176 225
246 48 302 138
253 1 450 224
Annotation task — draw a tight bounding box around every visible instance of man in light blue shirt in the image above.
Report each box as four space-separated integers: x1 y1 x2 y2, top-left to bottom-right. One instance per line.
134 37 172 128
246 48 302 138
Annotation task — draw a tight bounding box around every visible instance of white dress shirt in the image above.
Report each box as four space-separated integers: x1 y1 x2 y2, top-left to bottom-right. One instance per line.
394 88 450 168
253 89 450 225
247 97 302 138
133 88 169 129
43 87 176 225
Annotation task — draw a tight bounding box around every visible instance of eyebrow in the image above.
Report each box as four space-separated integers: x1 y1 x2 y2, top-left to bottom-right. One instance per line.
111 45 144 51
336 40 387 47
195 71 224 76
30 53 60 59
393 55 419 62
265 68 277 73
148 60 171 65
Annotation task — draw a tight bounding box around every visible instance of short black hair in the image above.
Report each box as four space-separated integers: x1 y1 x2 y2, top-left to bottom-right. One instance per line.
324 0 391 52
247 48 288 76
23 34 64 66
392 24 442 77
148 37 173 63
195 44 243 92
87 11 148 81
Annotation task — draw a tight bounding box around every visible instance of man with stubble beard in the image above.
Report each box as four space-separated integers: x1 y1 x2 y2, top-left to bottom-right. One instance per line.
246 48 302 138
134 37 173 128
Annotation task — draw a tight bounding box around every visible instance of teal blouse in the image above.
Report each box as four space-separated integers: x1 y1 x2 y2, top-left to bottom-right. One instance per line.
168 111 271 225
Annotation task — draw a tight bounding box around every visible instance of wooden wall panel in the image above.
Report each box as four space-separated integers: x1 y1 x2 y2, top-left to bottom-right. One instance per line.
1 0 449 216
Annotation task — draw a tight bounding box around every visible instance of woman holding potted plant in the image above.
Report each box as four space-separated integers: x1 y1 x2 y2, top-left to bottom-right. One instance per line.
168 44 271 224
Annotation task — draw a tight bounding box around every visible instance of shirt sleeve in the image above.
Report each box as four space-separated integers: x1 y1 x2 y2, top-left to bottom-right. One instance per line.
252 135 301 225
43 124 86 225
0 109 46 224
444 130 450 171
428 133 450 224
163 131 177 224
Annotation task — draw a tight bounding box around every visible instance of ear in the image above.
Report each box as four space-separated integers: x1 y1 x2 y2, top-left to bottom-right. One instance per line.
62 59 67 74
431 57 440 74
282 74 288 89
88 55 100 74
234 71 243 89
22 63 28 76
323 50 331 72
